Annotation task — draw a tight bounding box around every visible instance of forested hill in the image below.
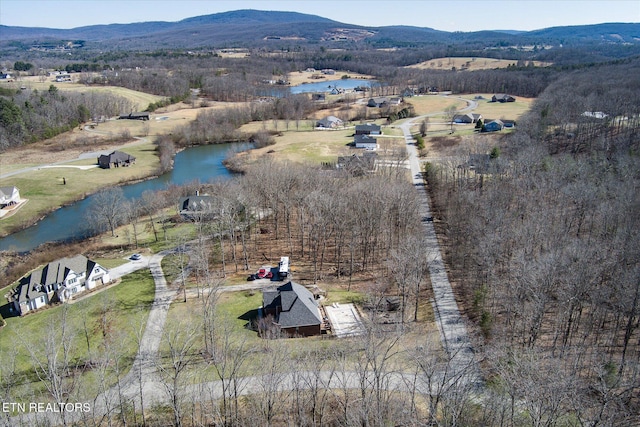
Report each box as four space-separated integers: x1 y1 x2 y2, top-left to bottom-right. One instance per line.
1 9 638 51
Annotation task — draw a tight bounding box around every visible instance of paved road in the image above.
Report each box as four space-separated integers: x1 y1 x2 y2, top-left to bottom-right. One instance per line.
399 110 482 384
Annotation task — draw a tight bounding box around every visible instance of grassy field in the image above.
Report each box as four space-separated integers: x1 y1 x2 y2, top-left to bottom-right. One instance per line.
238 124 354 164
405 96 469 117
464 94 535 121
406 56 552 71
0 269 155 398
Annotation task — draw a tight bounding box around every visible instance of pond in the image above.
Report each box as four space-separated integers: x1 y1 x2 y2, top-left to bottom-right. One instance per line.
0 143 248 253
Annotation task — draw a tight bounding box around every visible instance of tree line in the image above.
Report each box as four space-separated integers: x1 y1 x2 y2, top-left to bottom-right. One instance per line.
0 85 135 151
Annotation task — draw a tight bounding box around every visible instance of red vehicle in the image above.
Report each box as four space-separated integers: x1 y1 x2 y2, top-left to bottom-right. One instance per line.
256 268 273 279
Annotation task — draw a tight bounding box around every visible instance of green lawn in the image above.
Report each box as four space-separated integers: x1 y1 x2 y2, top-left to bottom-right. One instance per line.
0 269 155 398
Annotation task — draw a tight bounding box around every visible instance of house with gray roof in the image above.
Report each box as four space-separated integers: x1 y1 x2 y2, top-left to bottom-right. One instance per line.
491 94 515 103
355 123 381 135
482 119 505 132
316 116 344 129
453 113 475 124
118 112 150 120
8 255 110 316
262 281 322 337
354 134 378 150
337 152 377 176
367 97 389 108
98 151 136 169
178 194 215 220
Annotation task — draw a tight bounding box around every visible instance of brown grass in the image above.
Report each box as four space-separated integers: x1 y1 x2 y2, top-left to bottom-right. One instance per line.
406 56 552 71
286 70 373 86
430 135 463 150
406 96 468 116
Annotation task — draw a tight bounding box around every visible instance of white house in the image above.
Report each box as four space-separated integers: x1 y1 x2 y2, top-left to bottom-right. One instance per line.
316 116 344 128
354 134 378 150
0 186 20 208
9 255 110 315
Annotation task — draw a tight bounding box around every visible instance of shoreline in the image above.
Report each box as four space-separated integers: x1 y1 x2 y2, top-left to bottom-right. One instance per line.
0 139 248 243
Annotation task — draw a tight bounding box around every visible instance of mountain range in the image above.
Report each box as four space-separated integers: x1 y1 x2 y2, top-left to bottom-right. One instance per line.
1 9 639 50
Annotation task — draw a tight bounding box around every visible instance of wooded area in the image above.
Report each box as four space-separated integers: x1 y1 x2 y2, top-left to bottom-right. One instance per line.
427 59 640 425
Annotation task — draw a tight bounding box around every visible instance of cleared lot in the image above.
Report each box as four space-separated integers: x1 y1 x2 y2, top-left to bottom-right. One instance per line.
325 302 365 338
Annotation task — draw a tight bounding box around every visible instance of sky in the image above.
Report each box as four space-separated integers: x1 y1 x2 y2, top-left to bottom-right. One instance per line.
1 0 638 32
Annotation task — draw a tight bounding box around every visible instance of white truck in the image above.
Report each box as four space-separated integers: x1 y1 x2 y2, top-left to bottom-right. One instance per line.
278 256 289 279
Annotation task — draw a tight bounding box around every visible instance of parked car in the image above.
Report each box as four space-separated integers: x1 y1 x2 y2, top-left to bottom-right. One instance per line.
130 253 142 261
257 268 267 278
265 271 273 279
247 274 256 281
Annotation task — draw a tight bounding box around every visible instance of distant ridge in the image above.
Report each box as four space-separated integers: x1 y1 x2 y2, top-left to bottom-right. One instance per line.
0 10 638 50
177 9 337 25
